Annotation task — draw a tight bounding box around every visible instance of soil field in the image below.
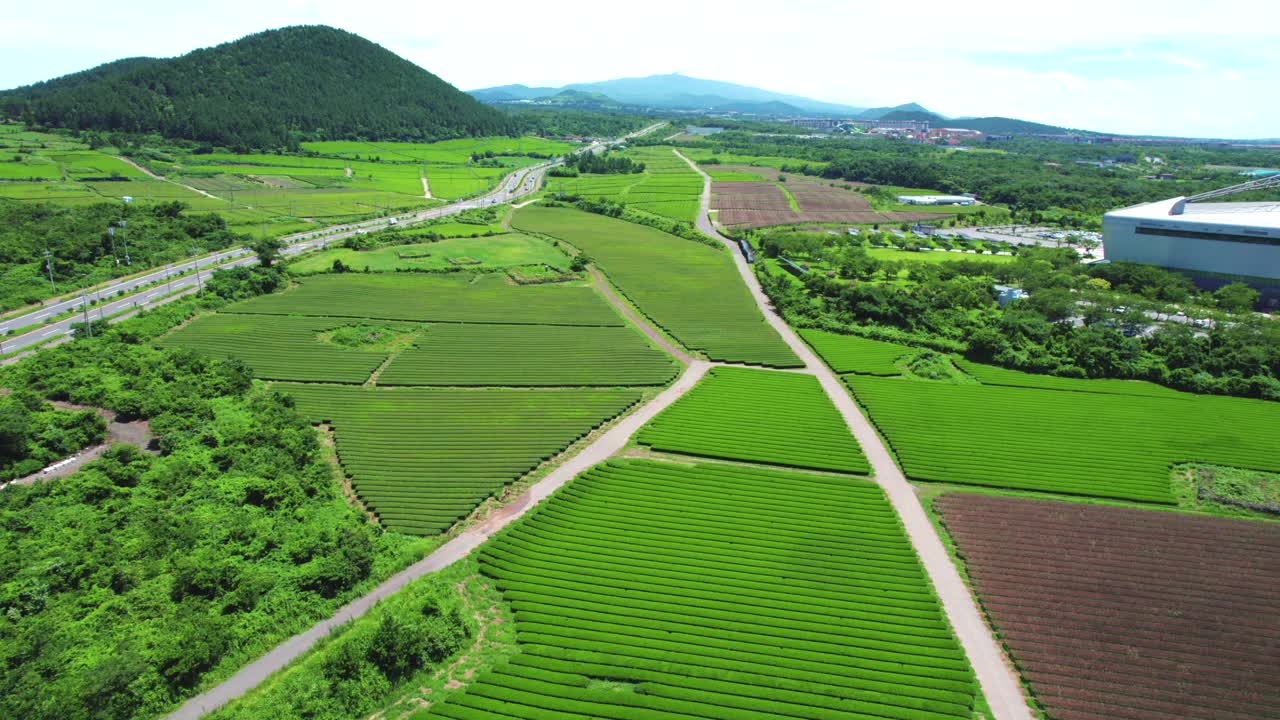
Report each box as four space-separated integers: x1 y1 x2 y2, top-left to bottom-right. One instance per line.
937 493 1280 720
710 168 945 229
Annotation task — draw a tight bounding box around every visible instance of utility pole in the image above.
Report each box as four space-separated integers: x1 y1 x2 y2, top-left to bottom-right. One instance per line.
43 249 56 291
119 220 131 266
191 247 203 295
108 225 119 265
80 284 92 338
120 197 133 265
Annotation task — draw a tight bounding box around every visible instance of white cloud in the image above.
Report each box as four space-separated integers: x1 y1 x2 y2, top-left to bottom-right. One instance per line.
2 0 1278 137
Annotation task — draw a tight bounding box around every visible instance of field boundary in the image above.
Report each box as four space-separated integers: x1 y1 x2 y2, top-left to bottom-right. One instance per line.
676 148 1035 720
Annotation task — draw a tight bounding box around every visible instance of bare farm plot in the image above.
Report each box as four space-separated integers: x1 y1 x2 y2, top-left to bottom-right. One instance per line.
710 167 951 229
938 493 1280 720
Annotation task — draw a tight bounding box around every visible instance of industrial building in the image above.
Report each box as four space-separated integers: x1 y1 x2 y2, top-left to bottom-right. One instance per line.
1102 177 1280 283
896 194 976 206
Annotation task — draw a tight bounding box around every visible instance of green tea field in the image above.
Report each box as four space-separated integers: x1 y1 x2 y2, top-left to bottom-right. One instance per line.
420 459 982 720
847 374 1280 503
512 206 800 367
289 233 568 274
225 273 624 326
281 385 642 535
378 324 677 387
637 366 870 473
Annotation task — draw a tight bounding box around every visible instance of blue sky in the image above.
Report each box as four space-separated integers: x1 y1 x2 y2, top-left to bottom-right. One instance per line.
4 0 1278 138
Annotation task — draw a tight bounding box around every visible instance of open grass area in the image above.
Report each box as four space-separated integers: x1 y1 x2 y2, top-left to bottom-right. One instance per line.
378 324 678 387
512 206 799 367
847 374 1280 503
225 273 624 327
637 366 869 473
418 459 982 720
290 233 569 274
280 384 642 535
868 248 1016 265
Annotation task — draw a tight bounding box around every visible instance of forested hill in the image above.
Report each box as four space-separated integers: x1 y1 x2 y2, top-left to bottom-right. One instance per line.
0 26 515 149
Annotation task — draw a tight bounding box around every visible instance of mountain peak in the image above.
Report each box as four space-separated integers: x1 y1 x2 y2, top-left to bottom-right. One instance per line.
0 26 513 148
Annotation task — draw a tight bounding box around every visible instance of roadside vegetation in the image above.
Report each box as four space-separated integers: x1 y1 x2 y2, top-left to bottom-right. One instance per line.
0 277 441 720
760 237 1278 399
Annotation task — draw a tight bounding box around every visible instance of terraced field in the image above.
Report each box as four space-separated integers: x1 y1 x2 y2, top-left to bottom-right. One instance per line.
379 325 677 387
938 493 1280 720
225 273 624 326
637 367 869 473
156 314 407 383
801 329 917 375
513 206 800 367
422 459 982 720
281 384 642 535
847 376 1280 502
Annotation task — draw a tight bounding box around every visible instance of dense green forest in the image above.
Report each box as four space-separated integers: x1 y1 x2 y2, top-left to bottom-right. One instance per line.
656 132 1280 220
0 26 515 150
0 271 431 720
0 201 244 311
0 394 105 480
757 236 1279 399
548 150 645 176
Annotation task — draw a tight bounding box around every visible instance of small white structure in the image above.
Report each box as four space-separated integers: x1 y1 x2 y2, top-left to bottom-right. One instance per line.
897 195 976 206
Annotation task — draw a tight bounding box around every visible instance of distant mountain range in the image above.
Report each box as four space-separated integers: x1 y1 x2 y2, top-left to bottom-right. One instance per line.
0 26 513 148
469 73 1080 135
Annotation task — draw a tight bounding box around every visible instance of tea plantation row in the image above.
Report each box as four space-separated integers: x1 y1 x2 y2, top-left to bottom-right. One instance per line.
422 459 981 720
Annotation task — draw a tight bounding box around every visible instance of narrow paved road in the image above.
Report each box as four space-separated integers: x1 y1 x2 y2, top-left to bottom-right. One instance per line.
164 360 710 720
676 149 1034 720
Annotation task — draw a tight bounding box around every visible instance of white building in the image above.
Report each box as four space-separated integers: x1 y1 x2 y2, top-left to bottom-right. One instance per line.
896 195 976 206
1102 198 1280 280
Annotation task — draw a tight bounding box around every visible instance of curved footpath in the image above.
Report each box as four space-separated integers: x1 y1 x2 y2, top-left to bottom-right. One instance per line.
675 150 1033 720
165 360 711 720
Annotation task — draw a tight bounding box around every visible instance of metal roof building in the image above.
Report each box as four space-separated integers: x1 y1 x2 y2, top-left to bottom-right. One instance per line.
1102 197 1280 280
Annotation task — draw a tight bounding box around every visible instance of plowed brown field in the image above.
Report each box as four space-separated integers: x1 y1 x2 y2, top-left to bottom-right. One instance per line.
709 167 948 229
937 493 1280 720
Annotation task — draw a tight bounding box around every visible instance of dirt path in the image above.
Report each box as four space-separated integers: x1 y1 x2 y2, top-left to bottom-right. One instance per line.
117 156 223 200
421 176 432 200
588 267 692 365
163 360 711 720
2 401 154 489
675 148 1035 720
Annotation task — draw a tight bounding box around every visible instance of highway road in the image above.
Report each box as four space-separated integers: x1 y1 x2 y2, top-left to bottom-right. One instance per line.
0 150 591 357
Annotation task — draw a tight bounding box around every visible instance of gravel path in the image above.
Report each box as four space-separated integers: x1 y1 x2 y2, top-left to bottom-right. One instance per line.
163 360 711 720
588 267 693 365
676 148 1034 720
2 402 154 489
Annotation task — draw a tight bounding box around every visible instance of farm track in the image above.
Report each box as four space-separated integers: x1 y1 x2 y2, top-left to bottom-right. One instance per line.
675 149 1035 720
1 401 154 489
162 361 713 720
115 155 223 200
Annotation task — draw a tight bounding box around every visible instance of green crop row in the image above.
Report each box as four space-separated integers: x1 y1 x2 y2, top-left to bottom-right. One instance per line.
379 324 677 387
279 384 641 535
419 459 980 720
226 273 624 327
800 329 916 376
846 375 1280 502
512 206 800 367
156 314 404 383
637 366 869 473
